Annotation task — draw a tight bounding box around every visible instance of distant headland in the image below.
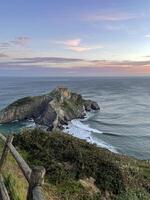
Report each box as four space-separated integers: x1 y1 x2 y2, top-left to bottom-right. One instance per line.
0 87 100 131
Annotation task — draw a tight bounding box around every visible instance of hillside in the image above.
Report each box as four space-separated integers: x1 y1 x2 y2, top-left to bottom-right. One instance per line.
11 128 150 200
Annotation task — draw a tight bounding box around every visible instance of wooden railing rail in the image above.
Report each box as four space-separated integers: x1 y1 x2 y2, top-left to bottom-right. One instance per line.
0 133 45 200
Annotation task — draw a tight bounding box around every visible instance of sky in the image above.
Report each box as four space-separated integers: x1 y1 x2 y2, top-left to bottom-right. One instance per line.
1 0 150 76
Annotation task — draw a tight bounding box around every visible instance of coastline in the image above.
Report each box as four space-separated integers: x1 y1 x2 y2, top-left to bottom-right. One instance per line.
0 80 150 160
0 111 118 154
63 112 118 154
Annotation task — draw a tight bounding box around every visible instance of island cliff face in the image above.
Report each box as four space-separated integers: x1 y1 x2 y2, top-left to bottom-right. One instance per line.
0 87 100 130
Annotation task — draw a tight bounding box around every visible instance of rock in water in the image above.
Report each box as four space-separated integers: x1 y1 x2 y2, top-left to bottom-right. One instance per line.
0 87 100 130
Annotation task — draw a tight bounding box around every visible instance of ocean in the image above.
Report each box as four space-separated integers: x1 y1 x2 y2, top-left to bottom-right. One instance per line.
0 76 150 160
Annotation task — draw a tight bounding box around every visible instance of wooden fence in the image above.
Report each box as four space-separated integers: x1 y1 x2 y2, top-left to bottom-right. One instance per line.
0 133 45 200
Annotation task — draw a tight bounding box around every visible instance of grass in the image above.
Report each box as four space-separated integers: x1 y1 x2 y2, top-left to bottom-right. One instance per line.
8 97 33 108
0 134 61 200
13 128 150 200
0 129 149 200
0 139 27 200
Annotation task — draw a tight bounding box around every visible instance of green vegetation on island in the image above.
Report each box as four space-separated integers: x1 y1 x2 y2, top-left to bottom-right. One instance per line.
0 87 100 131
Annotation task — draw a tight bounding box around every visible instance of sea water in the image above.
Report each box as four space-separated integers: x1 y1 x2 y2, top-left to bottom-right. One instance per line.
0 76 150 159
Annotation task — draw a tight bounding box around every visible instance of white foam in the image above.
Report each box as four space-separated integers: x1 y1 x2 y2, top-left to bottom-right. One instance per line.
63 118 118 153
27 118 34 122
81 112 95 121
95 139 118 153
22 119 36 128
11 120 19 123
71 119 103 134
25 122 36 128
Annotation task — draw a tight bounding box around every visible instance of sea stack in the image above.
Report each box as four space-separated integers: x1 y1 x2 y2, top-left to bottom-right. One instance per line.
0 87 100 130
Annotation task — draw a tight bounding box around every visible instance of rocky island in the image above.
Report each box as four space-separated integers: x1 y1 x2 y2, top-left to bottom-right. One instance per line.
0 87 100 130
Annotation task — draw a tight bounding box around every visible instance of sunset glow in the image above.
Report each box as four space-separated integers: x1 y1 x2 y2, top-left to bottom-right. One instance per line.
1 0 150 76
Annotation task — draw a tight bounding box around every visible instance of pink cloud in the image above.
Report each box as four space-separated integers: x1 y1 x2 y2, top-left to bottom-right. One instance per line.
67 45 103 52
1 56 150 76
67 46 92 52
2 55 150 73
63 38 81 47
56 38 103 52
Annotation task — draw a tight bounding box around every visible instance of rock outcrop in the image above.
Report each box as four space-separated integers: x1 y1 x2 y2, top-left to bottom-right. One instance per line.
0 87 100 130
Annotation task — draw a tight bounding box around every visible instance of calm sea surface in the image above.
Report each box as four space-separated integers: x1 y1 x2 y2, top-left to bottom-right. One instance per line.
0 77 150 160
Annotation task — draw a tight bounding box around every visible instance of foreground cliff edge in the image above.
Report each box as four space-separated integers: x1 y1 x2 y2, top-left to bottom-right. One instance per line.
12 128 150 200
0 87 99 130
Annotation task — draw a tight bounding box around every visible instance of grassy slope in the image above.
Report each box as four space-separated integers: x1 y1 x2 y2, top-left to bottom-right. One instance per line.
0 140 28 200
0 140 58 200
0 138 93 200
0 128 149 200
11 128 150 200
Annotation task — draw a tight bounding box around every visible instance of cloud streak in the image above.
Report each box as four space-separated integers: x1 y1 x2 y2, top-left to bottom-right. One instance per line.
0 53 8 58
83 11 143 22
62 39 81 47
11 37 30 46
1 62 149 77
55 38 103 52
15 56 84 64
1 55 150 76
144 34 150 38
0 36 30 50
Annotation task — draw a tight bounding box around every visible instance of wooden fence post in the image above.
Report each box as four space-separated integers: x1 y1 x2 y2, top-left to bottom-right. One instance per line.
0 135 14 172
0 175 10 200
0 133 45 200
27 166 45 200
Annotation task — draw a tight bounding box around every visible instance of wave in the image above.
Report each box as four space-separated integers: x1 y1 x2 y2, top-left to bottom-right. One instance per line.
63 118 118 153
94 131 150 139
90 119 130 127
90 119 149 128
22 119 36 128
81 111 98 121
11 120 19 123
24 122 36 128
71 119 103 134
102 132 123 137
95 139 118 153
